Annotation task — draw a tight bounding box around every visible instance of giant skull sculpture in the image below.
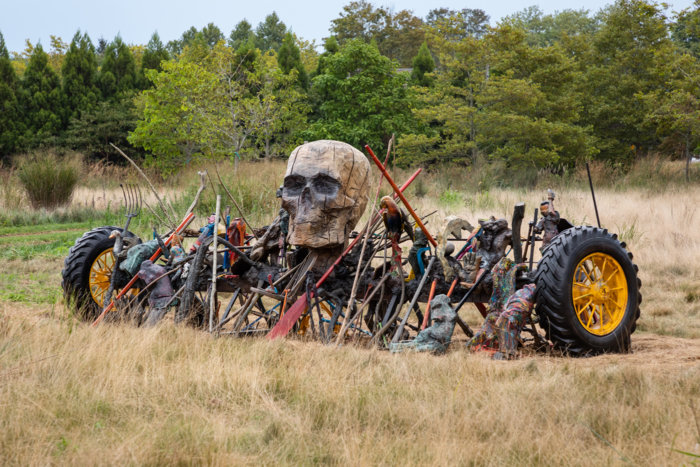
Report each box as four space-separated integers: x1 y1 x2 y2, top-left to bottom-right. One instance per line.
281 140 370 249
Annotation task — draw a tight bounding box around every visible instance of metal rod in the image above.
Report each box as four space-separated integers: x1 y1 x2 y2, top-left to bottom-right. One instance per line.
586 162 601 228
529 208 538 272
453 269 488 315
391 256 436 344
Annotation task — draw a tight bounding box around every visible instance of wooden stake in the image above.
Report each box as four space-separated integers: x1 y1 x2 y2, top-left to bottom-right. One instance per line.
210 195 221 333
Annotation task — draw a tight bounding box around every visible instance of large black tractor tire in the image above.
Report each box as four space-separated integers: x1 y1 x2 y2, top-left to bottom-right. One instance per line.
534 226 641 355
61 226 139 320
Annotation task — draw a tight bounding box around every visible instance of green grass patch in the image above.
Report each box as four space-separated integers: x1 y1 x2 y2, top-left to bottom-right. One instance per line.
0 270 61 304
0 231 87 260
0 222 93 237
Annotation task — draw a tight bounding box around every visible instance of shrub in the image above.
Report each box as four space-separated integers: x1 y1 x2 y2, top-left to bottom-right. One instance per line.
17 150 82 209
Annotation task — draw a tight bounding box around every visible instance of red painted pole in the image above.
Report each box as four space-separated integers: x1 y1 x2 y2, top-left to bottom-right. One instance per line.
421 279 438 330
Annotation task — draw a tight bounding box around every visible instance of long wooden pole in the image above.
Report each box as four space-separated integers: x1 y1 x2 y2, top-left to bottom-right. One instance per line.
210 195 221 333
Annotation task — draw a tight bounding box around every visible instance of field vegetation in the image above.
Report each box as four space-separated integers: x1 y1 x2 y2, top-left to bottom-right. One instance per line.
0 158 698 464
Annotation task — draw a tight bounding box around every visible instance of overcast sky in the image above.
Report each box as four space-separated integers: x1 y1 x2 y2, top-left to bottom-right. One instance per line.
1 0 695 54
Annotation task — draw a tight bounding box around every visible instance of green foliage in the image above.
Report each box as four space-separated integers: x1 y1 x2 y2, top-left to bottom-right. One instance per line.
0 31 24 158
3 4 700 174
307 39 414 155
21 44 66 147
167 24 223 56
581 0 674 162
17 150 80 209
672 0 700 57
140 32 170 77
62 31 99 120
503 6 599 47
64 97 139 160
277 33 309 89
129 43 308 174
411 42 435 86
330 0 425 66
99 37 137 99
425 7 490 41
229 20 256 50
255 12 287 51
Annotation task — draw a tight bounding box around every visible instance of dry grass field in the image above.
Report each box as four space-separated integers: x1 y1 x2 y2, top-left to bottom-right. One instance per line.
0 159 699 465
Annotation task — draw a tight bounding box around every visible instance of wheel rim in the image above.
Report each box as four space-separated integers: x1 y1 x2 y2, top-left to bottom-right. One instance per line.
572 252 628 336
89 248 115 307
89 248 138 307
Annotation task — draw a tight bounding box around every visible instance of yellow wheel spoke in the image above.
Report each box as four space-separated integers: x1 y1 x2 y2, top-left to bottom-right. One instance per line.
576 298 593 317
572 252 628 337
586 307 596 328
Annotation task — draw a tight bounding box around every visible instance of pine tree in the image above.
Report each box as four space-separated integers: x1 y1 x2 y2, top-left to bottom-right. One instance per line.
0 31 24 157
99 36 137 98
255 12 287 51
21 43 66 146
62 31 99 120
411 42 435 86
229 20 256 49
142 32 170 72
277 32 309 89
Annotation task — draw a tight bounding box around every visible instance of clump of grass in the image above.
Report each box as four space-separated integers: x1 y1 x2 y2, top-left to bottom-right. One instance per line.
0 166 25 210
439 188 461 206
615 217 643 245
17 150 82 209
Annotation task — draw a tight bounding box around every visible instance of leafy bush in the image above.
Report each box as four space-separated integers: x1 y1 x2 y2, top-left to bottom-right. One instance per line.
17 150 82 209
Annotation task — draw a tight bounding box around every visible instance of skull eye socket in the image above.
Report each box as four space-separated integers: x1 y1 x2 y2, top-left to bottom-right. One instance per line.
283 175 307 196
311 174 340 196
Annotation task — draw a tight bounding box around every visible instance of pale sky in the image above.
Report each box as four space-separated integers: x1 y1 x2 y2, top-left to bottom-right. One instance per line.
1 0 695 54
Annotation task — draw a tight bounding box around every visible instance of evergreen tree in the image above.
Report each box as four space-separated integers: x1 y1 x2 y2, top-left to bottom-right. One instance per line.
315 36 339 76
139 32 170 88
277 32 308 89
99 36 137 98
62 31 99 120
0 31 24 157
411 42 435 86
200 23 224 47
672 0 700 57
229 20 256 49
141 32 170 72
255 12 287 51
21 43 66 146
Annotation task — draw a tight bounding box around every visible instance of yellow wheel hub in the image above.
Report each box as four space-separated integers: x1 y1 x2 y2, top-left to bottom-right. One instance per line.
572 252 628 336
89 249 138 307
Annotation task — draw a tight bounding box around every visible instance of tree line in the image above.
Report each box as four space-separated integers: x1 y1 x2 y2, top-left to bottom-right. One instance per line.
1 0 699 174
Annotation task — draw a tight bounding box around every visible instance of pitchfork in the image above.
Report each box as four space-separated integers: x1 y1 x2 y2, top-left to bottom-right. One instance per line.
119 183 142 233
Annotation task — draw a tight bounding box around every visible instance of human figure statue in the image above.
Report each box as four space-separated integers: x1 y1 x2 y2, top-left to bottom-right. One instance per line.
533 189 560 249
139 259 175 326
492 283 536 360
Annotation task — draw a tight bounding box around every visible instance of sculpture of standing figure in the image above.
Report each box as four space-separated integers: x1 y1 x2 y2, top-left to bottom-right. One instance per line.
533 189 560 249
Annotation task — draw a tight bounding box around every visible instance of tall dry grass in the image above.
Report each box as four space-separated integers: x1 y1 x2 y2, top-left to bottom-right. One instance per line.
0 304 698 465
1 157 699 464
